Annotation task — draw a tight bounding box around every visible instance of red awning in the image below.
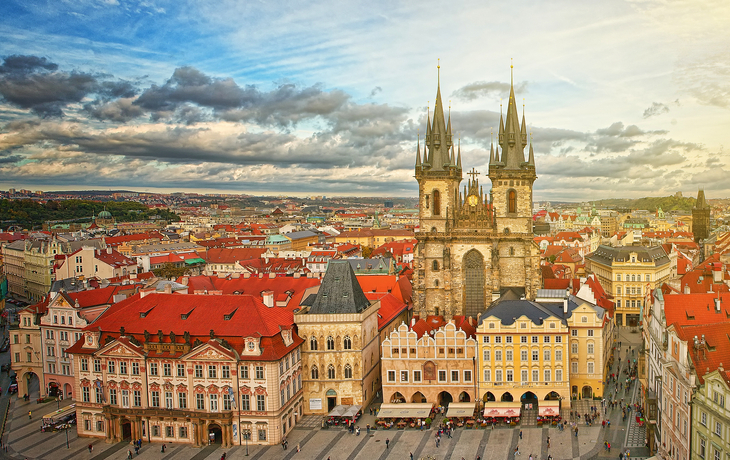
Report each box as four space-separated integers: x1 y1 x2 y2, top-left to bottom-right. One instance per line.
483 405 521 417
539 401 561 416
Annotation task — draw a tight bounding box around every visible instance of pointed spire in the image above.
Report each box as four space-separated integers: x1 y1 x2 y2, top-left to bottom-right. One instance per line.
415 131 422 167
457 138 462 170
429 60 449 170
528 134 535 166
521 99 527 144
500 62 527 169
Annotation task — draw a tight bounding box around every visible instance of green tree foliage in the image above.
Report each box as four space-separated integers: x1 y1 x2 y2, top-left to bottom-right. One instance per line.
151 263 189 280
592 195 697 212
0 199 180 229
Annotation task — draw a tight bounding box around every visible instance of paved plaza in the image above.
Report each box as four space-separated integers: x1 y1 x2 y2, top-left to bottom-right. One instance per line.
0 327 651 460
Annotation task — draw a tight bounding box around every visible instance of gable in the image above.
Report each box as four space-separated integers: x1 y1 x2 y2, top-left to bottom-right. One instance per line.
97 341 144 358
182 343 235 362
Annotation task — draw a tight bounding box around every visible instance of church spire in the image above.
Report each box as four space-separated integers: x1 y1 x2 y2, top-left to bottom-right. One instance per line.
415 131 422 168
499 62 527 169
427 60 450 170
528 132 535 166
457 138 462 170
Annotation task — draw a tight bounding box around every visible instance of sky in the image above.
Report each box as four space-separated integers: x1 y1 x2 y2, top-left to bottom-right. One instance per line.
0 0 729 201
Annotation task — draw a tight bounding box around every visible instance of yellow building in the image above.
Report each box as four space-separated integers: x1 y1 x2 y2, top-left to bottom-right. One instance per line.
477 298 570 417
586 245 672 327
565 297 613 399
295 261 381 414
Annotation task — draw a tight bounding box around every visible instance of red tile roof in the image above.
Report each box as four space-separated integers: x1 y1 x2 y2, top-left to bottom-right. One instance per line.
365 292 409 331
675 322 730 384
182 275 320 309
663 292 730 328
203 247 266 263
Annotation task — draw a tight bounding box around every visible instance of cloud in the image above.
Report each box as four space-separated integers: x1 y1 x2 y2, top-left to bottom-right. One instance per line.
0 54 138 118
643 102 670 118
369 86 382 97
451 81 528 101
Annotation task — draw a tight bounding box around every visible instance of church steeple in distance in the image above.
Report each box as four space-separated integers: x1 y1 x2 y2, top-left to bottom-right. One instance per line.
424 60 455 172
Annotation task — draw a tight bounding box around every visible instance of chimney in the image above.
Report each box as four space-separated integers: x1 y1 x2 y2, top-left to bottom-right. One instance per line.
715 298 721 312
139 287 155 298
262 290 274 308
164 283 173 294
107 247 112 254
684 284 690 294
714 263 722 283
563 298 568 315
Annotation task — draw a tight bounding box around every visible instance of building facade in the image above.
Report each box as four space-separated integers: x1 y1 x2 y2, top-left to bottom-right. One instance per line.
10 300 46 398
295 260 381 414
3 240 26 299
67 292 304 447
586 245 671 327
381 319 478 406
413 69 541 319
693 189 711 244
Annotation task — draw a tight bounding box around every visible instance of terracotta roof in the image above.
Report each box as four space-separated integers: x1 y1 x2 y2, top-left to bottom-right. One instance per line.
203 247 266 264
663 292 730 327
365 292 409 331
94 249 137 268
674 322 730 384
67 285 134 308
181 275 320 309
105 232 164 246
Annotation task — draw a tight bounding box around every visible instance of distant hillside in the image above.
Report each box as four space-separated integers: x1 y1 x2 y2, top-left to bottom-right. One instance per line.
594 195 696 212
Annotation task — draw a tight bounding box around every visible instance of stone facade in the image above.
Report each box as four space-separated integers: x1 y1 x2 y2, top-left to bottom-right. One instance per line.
693 189 711 244
413 69 541 319
9 301 45 399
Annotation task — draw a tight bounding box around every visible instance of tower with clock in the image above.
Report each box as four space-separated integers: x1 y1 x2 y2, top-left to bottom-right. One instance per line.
413 64 541 319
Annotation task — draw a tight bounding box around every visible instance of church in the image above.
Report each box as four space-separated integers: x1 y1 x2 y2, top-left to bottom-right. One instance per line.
413 67 541 319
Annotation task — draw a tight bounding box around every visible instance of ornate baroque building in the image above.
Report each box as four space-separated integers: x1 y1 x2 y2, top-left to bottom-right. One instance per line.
413 67 541 319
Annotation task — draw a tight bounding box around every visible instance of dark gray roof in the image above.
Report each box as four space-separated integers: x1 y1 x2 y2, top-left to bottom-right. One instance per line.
586 245 669 267
479 298 573 327
285 230 318 240
308 260 370 315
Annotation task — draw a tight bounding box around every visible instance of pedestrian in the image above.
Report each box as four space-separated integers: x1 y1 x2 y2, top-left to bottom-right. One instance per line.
519 429 523 439
575 426 579 437
127 450 132 459
436 438 440 448
88 444 93 453
547 436 550 448
529 455 533 460
514 445 521 456
410 453 414 460
386 438 390 449
134 445 139 455
297 443 301 452
608 442 611 452
28 410 31 419
161 444 166 453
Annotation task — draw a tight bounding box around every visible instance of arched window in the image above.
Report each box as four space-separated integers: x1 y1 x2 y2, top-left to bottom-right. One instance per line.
509 247 515 256
326 336 335 350
309 336 318 351
311 365 319 379
327 365 335 379
508 189 517 214
432 260 439 271
343 336 352 350
433 190 441 216
344 364 352 379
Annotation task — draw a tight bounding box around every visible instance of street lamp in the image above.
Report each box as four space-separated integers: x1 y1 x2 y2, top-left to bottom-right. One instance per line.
243 429 250 456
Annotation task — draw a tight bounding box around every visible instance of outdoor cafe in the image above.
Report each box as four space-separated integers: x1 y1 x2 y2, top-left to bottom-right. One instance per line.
482 402 521 426
537 400 562 425
325 405 362 427
445 402 478 428
376 403 434 429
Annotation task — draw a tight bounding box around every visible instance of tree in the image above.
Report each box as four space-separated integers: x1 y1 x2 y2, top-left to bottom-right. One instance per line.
361 246 373 258
151 263 188 280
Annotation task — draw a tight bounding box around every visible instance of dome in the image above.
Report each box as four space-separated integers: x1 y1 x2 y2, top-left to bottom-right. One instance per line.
98 210 112 218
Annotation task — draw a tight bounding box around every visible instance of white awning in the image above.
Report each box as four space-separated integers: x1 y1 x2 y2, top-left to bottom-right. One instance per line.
482 402 521 418
342 405 362 418
538 400 561 416
445 402 477 418
377 403 433 418
327 405 348 417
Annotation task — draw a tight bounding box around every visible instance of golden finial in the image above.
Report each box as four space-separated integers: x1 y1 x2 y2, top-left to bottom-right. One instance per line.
437 58 440 85
510 58 514 86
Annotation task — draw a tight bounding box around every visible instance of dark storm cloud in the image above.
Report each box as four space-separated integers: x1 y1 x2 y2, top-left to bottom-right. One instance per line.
451 81 528 101
588 122 668 153
643 102 670 118
0 54 139 118
84 98 146 123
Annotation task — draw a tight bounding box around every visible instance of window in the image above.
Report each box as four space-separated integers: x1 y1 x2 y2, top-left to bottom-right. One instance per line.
387 370 395 382
555 348 562 361
258 428 267 441
311 365 319 379
483 350 491 361
152 425 160 437
309 336 318 350
464 370 472 382
343 336 352 350
571 329 578 337
506 336 513 343
241 365 249 379
255 366 264 380
195 365 203 378
196 394 205 410
131 362 139 375
327 365 335 379
521 370 528 382
616 287 622 295
241 394 250 411
151 391 160 407
555 336 562 343
588 329 594 337
532 369 539 382
81 359 88 372
543 336 550 343
222 365 230 379
209 394 218 412
587 362 594 374
572 343 579 354
532 350 539 361
438 370 447 382
177 364 185 377
544 369 551 382
401 370 408 382
508 189 517 213
646 274 651 282
532 336 538 343
414 370 422 382
495 350 502 361
84 420 91 431
544 349 551 361
495 336 502 343
344 365 352 379
556 369 563 382
208 365 217 379
166 426 173 438
715 421 722 437
617 274 621 281
109 388 117 405
506 370 513 382
571 362 578 374
432 260 439 271
108 361 115 374
95 386 102 403
133 391 141 407
506 349 513 361
700 438 706 458
483 369 491 382
326 336 334 350
714 449 720 460
121 390 129 408
521 349 528 361
432 189 441 215
178 392 187 409
483 336 490 343
149 362 158 376
256 394 265 411
223 392 232 410
163 363 171 377
179 426 188 438
82 386 90 402
451 370 459 382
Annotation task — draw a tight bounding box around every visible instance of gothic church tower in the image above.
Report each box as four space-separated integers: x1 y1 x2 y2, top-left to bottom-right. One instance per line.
413 65 541 320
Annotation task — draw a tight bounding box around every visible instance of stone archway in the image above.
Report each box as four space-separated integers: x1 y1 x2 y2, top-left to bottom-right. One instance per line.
390 392 405 403
437 391 453 406
545 391 561 400
120 418 132 440
208 423 222 445
501 392 514 402
411 392 426 403
582 386 593 399
21 372 40 400
458 391 471 402
482 392 496 402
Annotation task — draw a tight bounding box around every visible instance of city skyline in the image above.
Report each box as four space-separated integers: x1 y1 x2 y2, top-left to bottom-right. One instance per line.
1 0 729 200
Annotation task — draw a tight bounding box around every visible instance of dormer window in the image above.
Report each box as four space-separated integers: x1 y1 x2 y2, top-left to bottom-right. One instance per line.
247 342 255 351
